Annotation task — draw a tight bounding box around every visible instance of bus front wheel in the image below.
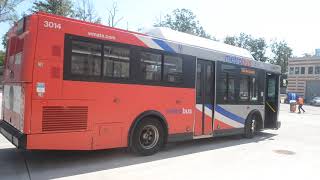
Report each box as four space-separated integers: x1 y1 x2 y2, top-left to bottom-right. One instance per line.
130 117 164 156
243 114 257 139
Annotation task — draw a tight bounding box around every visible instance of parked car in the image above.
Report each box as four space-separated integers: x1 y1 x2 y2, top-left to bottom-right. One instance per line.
310 97 320 106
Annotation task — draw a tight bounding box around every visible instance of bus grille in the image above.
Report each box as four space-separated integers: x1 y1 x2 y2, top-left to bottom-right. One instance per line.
42 106 88 132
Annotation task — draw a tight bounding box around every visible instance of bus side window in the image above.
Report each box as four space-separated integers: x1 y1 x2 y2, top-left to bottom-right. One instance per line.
227 74 235 101
71 40 102 76
163 55 183 83
239 76 249 101
250 77 258 101
140 52 162 81
217 63 237 104
219 72 235 103
103 46 130 78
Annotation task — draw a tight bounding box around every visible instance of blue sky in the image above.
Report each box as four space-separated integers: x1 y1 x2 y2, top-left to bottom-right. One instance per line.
1 0 319 56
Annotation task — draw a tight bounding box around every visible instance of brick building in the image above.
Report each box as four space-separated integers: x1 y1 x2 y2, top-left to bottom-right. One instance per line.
287 55 320 102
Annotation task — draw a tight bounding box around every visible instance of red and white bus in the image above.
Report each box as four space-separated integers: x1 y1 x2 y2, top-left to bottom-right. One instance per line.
0 12 281 155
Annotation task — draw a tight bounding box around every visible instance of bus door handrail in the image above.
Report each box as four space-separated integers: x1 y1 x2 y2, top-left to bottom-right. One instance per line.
266 102 276 112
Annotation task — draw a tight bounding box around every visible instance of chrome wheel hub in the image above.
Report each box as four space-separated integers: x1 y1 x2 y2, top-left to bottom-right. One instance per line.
139 125 159 149
251 119 256 132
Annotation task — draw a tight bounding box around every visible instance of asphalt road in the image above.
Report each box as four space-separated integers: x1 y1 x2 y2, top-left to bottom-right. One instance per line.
1 100 320 180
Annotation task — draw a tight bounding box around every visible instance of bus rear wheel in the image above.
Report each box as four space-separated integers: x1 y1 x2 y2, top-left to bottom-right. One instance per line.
130 117 164 156
243 114 257 139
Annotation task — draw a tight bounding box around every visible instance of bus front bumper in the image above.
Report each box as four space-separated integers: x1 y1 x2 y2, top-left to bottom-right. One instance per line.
0 120 26 149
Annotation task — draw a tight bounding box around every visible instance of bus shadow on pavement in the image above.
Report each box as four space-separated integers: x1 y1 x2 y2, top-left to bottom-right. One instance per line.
13 131 277 179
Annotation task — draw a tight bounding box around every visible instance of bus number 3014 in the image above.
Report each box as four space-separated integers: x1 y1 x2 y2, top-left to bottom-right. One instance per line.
43 21 61 30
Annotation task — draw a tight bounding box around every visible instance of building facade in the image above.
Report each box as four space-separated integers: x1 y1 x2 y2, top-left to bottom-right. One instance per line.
287 56 320 102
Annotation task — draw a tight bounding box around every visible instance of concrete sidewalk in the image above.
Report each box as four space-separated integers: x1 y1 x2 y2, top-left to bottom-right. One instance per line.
0 104 319 180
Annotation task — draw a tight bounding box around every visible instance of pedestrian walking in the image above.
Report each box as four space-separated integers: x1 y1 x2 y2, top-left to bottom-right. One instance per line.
297 96 305 113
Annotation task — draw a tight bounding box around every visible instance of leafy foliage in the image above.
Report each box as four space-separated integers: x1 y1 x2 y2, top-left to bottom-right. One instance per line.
0 50 4 66
224 36 237 46
31 0 73 17
248 38 268 63
154 9 214 40
0 0 23 23
270 40 293 73
2 31 7 49
224 33 268 62
73 0 101 23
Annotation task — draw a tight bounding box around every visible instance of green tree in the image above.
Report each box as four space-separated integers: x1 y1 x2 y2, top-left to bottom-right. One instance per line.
154 8 214 40
0 0 23 23
31 0 73 17
0 50 4 66
2 31 8 49
224 33 268 62
225 33 250 48
2 12 25 49
73 0 101 23
270 40 293 73
247 38 268 62
224 36 237 46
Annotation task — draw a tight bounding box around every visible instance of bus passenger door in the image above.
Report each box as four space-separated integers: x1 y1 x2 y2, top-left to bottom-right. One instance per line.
194 59 215 136
264 73 279 128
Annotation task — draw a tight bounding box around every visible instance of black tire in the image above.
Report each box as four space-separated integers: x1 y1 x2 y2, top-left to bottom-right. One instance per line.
130 117 164 156
243 113 257 139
